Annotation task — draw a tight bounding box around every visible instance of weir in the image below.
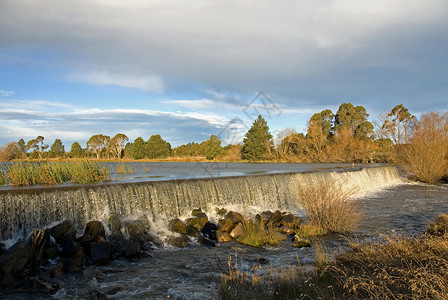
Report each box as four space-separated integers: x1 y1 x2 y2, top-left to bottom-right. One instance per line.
0 166 403 241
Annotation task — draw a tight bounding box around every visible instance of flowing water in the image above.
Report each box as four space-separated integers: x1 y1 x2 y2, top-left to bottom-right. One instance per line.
1 164 447 299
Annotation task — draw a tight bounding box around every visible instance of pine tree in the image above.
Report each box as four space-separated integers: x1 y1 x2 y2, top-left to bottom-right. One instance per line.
49 139 65 158
203 134 222 160
242 115 273 161
146 135 172 159
69 142 83 158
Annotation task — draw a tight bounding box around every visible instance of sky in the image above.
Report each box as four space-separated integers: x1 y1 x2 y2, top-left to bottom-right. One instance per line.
1 0 447 149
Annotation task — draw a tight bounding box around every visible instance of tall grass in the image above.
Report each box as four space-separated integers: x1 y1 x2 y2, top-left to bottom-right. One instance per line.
395 112 448 184
220 214 448 300
116 163 135 175
295 178 362 233
3 161 109 186
236 219 283 247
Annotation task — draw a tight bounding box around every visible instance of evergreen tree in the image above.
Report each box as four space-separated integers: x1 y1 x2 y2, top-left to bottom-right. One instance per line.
49 139 65 158
69 142 83 158
242 115 274 161
146 134 172 159
334 103 373 139
203 134 222 160
18 139 26 154
131 137 146 160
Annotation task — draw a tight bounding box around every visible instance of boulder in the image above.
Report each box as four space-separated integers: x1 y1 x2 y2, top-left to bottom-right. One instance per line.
281 213 301 229
124 219 153 246
198 235 216 247
89 242 112 265
186 225 200 237
218 218 236 233
168 219 188 235
191 208 203 216
255 214 268 227
186 213 209 231
216 208 227 216
62 253 84 273
217 231 233 243
0 241 30 278
123 241 141 258
108 212 124 240
49 220 77 245
45 245 59 260
167 236 188 248
261 210 274 220
225 211 244 224
275 226 295 235
200 222 217 241
269 210 283 225
83 221 106 243
292 236 311 248
62 239 81 258
229 222 245 239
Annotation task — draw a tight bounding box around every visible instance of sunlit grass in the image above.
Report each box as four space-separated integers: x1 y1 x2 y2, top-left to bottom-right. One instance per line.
2 160 109 186
116 163 135 175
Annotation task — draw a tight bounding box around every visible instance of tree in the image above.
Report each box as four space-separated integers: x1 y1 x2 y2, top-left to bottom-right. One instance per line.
203 135 222 160
131 137 146 160
26 136 48 159
309 109 334 137
18 139 26 154
87 134 110 159
0 142 25 161
69 142 83 158
110 133 129 159
146 134 172 159
242 115 274 161
334 103 373 139
380 104 416 144
48 139 65 158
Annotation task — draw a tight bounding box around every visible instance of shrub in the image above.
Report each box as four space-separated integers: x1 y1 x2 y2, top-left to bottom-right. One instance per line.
295 177 362 233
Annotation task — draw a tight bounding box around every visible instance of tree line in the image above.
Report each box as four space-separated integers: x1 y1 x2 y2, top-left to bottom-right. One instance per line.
0 103 443 167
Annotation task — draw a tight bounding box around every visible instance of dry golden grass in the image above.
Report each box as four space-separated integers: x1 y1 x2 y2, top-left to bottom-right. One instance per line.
296 178 363 233
220 214 448 300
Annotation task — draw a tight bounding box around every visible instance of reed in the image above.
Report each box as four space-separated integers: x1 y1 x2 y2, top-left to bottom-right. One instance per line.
4 161 109 186
116 163 135 174
236 219 283 247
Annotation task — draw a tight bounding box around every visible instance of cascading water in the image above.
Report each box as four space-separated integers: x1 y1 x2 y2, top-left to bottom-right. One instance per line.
0 166 403 241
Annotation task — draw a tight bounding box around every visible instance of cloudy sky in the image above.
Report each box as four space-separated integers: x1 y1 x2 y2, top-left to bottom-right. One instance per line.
1 0 447 149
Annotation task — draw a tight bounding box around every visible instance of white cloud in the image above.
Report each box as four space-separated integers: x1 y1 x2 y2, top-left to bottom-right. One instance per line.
0 90 14 97
68 70 165 93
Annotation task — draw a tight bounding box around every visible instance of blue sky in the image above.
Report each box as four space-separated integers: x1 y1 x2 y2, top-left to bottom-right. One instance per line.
1 0 447 149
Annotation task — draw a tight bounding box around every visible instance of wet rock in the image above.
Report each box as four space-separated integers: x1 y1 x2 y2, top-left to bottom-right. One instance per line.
4 276 59 294
186 225 200 237
0 241 30 278
191 208 203 216
49 220 77 245
292 236 311 248
124 219 153 246
275 226 295 235
108 212 124 240
229 222 245 239
217 231 233 243
82 221 106 243
62 249 84 272
89 242 112 265
281 213 301 229
123 241 141 258
225 211 244 224
198 235 217 247
261 210 274 220
269 210 283 225
255 214 268 227
186 213 209 231
167 236 188 248
50 262 64 280
45 244 59 260
168 218 188 235
216 208 227 216
62 239 81 258
200 222 217 241
84 268 105 280
218 218 236 233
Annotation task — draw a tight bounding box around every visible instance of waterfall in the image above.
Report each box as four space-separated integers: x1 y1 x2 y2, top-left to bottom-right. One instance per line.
0 166 403 241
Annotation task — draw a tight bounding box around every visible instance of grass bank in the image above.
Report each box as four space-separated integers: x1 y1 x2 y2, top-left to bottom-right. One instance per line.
0 160 109 186
220 214 448 300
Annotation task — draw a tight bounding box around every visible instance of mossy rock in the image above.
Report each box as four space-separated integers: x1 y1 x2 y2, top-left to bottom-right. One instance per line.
218 218 237 233
292 236 311 248
186 213 209 230
225 211 244 224
108 212 124 239
191 208 203 217
280 213 301 229
168 219 188 235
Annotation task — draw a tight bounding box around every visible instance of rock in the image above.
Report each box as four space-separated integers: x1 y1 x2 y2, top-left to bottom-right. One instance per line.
225 211 244 224
124 219 153 246
62 239 81 258
186 213 209 231
292 236 311 248
168 219 188 235
4 276 59 294
275 226 295 235
49 220 77 245
274 232 288 241
45 245 59 260
89 242 112 265
261 210 274 220
123 241 141 258
50 262 64 280
0 241 30 278
218 218 236 233
281 213 301 229
108 212 124 240
269 210 283 225
217 231 233 243
83 221 106 243
83 268 105 280
1 273 17 288
191 208 203 216
167 236 188 248
255 214 268 227
200 222 217 241
62 249 84 272
216 208 227 216
198 235 217 247
91 290 109 300
186 225 200 237
229 222 245 239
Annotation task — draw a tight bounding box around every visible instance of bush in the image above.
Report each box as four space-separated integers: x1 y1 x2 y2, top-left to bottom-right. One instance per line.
295 177 362 233
396 112 448 184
